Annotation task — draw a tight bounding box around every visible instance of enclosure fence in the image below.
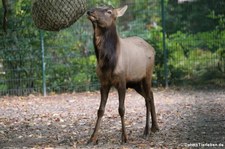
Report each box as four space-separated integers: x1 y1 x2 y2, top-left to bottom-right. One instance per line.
0 0 224 96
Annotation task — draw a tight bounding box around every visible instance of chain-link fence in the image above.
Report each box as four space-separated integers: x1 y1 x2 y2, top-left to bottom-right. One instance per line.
0 0 224 96
165 0 225 86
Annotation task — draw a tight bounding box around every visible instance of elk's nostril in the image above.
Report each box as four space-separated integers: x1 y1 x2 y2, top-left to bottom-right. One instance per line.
87 10 94 15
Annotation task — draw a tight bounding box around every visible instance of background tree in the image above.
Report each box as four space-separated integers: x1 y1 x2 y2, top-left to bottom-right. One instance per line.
166 0 225 34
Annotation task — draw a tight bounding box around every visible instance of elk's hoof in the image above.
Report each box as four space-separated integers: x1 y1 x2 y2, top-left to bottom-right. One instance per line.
151 125 159 133
143 131 150 139
121 134 128 144
143 133 149 139
143 127 150 138
87 137 98 145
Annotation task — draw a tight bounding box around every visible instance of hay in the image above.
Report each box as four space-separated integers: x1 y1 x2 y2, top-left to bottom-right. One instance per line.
32 0 87 31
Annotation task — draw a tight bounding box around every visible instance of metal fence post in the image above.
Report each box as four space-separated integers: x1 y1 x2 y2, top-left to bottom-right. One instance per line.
40 30 47 96
161 0 169 88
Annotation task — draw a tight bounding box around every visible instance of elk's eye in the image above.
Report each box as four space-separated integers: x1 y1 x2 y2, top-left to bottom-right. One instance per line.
106 10 112 14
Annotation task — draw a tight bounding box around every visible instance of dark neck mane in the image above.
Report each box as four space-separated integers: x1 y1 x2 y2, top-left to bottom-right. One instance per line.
93 24 119 72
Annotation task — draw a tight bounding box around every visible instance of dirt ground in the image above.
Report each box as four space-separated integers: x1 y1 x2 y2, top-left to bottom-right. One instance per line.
0 88 225 149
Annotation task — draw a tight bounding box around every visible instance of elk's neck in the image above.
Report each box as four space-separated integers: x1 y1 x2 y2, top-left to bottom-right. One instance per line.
93 24 119 72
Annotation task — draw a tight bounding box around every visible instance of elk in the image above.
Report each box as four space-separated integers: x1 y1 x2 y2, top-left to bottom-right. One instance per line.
87 5 159 144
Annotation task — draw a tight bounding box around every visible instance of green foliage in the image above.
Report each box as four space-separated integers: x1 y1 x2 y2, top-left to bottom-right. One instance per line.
146 27 165 86
167 30 225 85
0 0 225 95
0 0 41 95
166 0 225 34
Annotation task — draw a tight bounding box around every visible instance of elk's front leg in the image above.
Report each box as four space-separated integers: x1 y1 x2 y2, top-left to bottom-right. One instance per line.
88 85 110 144
117 82 128 143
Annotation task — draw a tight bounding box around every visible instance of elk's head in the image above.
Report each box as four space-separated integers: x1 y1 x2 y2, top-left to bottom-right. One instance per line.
87 5 128 28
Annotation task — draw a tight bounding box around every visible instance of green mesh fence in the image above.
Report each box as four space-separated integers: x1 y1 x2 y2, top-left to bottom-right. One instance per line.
165 0 225 86
0 0 224 96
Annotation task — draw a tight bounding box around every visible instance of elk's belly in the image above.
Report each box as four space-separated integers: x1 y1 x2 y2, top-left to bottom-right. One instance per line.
114 45 151 81
125 60 147 81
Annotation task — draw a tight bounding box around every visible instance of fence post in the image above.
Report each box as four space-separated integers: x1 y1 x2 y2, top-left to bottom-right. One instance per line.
40 30 47 96
161 0 169 88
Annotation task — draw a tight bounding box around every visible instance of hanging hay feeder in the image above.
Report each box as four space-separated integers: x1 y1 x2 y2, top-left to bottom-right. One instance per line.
32 0 87 31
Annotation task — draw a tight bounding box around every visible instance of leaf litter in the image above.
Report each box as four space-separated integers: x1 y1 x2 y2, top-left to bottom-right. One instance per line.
0 88 225 148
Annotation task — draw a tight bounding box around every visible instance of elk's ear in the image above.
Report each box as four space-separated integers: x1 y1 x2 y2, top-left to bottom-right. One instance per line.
115 5 128 17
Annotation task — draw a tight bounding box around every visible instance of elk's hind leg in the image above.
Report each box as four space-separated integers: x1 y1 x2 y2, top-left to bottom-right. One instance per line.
149 89 159 132
142 79 159 137
131 82 150 137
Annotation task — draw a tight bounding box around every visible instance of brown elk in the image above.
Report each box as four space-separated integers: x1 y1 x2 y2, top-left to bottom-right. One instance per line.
87 5 159 144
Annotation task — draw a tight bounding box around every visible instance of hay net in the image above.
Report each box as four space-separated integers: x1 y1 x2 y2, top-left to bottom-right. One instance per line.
32 0 87 31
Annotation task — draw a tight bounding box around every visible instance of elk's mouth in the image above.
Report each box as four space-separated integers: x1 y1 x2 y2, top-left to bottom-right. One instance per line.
87 11 97 22
87 15 97 21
